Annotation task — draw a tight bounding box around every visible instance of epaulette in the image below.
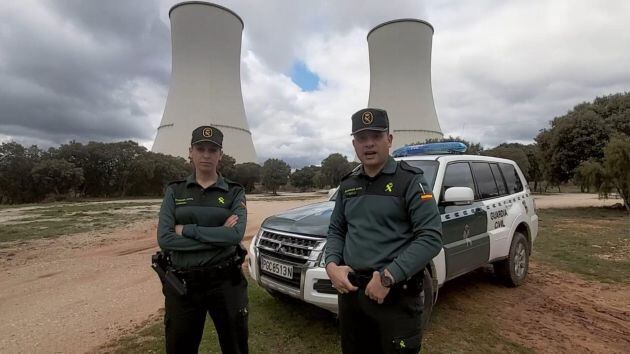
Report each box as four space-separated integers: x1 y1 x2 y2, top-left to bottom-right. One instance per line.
167 179 186 186
398 160 424 174
341 164 362 181
224 177 244 189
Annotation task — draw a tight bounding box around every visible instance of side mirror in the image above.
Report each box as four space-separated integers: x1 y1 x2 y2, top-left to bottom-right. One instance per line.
443 187 474 205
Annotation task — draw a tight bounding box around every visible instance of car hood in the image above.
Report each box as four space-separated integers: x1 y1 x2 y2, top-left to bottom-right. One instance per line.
261 201 335 238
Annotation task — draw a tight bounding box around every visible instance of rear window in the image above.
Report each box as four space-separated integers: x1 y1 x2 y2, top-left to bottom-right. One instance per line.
490 163 508 195
471 162 500 199
499 163 524 194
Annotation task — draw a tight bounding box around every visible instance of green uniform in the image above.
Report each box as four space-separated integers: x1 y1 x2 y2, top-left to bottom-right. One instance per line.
326 157 442 282
157 173 247 269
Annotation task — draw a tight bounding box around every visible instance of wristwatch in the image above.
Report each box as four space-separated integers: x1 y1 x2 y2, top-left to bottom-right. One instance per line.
380 270 394 288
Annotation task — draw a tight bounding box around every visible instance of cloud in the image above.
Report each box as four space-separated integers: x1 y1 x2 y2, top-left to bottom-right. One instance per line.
0 0 629 166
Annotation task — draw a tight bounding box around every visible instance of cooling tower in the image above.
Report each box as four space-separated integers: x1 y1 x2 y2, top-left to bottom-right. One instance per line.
367 19 443 151
153 2 257 163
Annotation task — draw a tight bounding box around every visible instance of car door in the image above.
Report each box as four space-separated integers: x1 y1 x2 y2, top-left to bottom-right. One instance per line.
439 162 489 280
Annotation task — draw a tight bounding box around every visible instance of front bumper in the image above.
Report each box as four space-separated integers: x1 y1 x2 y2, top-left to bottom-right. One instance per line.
249 242 338 313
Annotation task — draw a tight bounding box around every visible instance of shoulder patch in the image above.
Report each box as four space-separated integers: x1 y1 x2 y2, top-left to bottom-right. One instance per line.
167 179 186 186
398 160 423 174
224 177 244 189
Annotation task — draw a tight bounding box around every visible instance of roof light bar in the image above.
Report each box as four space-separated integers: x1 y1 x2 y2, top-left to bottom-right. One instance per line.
393 142 468 157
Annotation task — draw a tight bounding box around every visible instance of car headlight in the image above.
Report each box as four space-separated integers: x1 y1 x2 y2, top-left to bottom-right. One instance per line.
318 247 327 268
252 228 263 246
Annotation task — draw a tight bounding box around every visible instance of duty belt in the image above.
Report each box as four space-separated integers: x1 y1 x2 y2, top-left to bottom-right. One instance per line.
176 257 242 282
348 269 424 294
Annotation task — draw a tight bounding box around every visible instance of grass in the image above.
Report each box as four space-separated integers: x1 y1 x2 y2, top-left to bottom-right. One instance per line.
0 201 160 245
534 208 630 283
101 279 530 354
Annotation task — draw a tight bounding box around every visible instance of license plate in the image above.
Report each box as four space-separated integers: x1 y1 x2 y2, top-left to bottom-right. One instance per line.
260 257 293 279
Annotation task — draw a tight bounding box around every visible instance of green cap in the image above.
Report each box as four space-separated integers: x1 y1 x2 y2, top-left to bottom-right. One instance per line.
191 126 223 147
351 108 389 135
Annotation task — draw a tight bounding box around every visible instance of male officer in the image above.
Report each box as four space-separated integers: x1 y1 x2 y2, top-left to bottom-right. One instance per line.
157 126 248 354
325 108 443 354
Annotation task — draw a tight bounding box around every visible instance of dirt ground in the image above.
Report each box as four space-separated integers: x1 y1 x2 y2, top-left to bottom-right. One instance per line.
0 193 628 353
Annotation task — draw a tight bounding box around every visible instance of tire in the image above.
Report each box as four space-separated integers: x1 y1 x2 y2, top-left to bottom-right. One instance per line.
493 231 529 287
420 268 435 330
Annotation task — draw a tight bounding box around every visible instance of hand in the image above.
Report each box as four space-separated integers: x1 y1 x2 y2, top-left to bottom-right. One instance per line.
223 215 238 228
325 263 358 294
175 224 184 236
365 271 390 304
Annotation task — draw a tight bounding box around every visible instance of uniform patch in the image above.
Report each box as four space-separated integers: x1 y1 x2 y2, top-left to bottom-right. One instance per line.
202 127 213 137
420 193 433 201
218 196 225 205
174 197 193 205
343 186 362 197
385 182 393 192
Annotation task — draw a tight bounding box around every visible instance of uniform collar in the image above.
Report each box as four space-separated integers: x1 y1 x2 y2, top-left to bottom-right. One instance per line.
359 157 397 177
185 172 230 192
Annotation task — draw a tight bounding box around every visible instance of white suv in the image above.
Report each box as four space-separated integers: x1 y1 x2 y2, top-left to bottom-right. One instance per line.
248 150 538 327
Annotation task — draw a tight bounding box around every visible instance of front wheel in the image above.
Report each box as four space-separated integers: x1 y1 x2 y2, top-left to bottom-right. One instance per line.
493 231 530 287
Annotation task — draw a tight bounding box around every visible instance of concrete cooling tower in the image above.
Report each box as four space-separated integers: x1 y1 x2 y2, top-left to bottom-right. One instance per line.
152 2 257 163
367 19 443 151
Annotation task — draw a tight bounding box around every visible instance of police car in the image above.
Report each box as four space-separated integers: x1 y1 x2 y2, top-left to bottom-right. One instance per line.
248 142 538 327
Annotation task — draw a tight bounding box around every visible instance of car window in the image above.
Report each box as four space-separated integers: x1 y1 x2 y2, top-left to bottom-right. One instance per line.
404 160 439 188
490 163 508 195
442 162 476 199
499 163 524 194
471 162 500 199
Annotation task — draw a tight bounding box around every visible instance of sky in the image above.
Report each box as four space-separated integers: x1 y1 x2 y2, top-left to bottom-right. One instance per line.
1 0 629 167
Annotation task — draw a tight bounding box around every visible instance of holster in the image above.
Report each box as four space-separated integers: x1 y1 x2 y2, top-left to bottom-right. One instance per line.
151 251 187 296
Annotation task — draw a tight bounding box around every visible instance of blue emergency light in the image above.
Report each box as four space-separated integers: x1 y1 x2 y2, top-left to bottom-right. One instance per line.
392 142 468 157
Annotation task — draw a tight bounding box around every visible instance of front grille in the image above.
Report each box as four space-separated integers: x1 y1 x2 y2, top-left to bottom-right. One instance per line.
257 229 325 290
257 230 324 266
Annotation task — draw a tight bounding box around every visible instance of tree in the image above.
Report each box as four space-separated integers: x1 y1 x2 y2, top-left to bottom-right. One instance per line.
233 162 261 193
31 159 84 196
483 144 531 180
321 153 351 187
219 154 237 180
0 142 42 203
261 159 290 195
603 134 630 212
291 165 320 191
573 160 605 193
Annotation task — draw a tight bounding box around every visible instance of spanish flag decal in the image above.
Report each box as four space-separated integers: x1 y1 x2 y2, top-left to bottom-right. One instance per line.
420 193 433 201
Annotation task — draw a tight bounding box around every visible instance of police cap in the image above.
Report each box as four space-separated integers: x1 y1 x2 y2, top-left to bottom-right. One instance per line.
351 108 389 135
191 126 223 148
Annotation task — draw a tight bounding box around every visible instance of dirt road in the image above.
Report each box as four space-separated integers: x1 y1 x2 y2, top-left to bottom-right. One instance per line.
0 194 628 353
0 198 324 353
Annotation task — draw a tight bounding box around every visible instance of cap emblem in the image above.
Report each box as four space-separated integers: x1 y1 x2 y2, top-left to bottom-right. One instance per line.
361 111 374 125
202 127 213 138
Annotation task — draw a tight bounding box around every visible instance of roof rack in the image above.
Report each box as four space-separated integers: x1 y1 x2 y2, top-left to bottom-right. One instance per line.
392 142 468 157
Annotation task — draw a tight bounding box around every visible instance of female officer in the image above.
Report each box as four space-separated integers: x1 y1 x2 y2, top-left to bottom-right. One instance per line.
157 125 248 354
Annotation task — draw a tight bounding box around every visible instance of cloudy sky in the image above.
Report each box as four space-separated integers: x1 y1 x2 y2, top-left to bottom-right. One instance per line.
1 0 629 167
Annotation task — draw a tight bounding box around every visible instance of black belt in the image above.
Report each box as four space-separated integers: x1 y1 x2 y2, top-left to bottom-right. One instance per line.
348 269 423 294
176 258 242 282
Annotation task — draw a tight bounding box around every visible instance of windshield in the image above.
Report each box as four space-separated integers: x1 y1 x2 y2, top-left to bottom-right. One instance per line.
403 160 439 189
328 160 439 201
